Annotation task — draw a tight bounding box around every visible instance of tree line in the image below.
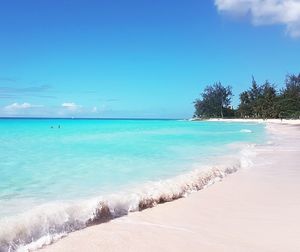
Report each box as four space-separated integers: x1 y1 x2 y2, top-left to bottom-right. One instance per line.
194 73 300 119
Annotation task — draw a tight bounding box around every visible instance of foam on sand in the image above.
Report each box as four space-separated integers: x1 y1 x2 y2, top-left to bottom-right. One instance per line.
0 145 255 252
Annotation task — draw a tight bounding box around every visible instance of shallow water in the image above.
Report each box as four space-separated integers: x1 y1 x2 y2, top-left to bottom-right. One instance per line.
0 119 266 251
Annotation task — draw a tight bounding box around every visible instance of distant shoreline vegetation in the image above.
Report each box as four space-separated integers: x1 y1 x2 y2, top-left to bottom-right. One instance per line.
194 74 300 119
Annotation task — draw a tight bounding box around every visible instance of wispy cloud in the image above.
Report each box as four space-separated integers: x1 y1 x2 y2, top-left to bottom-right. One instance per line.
58 103 109 117
61 102 82 111
0 84 51 93
3 102 43 115
4 102 32 110
0 101 116 117
104 98 119 102
0 84 54 99
215 0 300 37
98 98 120 103
0 94 16 99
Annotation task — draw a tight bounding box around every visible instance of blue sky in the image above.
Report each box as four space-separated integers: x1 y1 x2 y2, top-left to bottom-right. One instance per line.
0 0 300 118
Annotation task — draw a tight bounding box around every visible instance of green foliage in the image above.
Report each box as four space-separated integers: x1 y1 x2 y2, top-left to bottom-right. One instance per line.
194 82 232 118
194 74 300 119
278 74 300 118
237 74 300 119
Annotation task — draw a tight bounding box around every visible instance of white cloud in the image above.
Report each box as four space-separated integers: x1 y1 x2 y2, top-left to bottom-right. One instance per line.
4 102 42 112
2 102 44 116
215 0 300 37
61 102 82 111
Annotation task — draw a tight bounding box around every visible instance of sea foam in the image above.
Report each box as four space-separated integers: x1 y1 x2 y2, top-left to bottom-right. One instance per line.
0 145 256 252
240 129 253 133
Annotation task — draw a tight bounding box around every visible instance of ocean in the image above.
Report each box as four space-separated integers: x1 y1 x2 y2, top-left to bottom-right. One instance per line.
0 119 266 251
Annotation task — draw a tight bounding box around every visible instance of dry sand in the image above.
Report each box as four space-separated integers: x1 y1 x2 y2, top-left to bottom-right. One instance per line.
41 121 300 252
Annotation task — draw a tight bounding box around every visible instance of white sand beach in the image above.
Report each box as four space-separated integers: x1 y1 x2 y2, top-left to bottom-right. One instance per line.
207 118 300 125
41 120 300 252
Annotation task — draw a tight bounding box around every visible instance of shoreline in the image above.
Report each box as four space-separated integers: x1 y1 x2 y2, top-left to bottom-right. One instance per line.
15 137 253 251
1 120 263 252
40 120 300 252
201 118 300 125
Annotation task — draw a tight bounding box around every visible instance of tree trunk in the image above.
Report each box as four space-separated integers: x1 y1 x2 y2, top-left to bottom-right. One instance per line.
220 104 223 118
220 98 224 118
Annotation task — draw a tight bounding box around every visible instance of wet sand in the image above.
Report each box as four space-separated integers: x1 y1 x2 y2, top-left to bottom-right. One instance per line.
42 122 300 252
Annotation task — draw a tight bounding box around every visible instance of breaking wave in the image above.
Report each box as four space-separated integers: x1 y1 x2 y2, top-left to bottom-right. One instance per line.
0 145 256 252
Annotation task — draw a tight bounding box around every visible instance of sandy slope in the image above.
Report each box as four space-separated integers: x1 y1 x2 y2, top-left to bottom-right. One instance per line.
41 122 300 252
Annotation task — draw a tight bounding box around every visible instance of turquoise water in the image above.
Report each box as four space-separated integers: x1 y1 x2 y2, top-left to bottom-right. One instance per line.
0 119 265 251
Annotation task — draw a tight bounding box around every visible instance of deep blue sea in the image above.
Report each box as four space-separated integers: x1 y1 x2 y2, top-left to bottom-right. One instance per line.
0 119 266 251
